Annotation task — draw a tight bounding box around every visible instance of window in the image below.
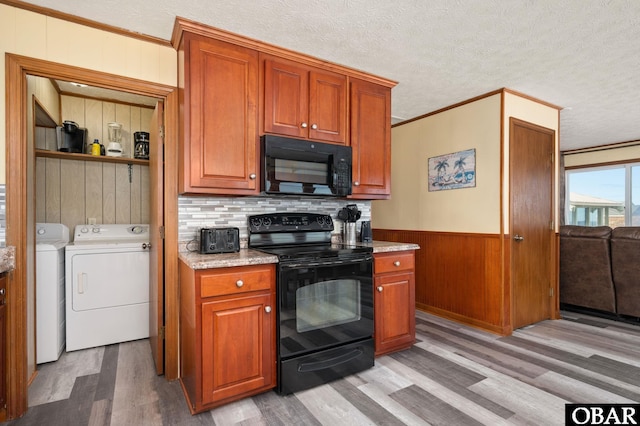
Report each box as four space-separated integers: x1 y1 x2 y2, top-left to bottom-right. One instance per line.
565 164 640 227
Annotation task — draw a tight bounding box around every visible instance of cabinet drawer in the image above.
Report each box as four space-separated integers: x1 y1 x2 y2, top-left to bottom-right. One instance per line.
374 252 414 274
199 265 274 298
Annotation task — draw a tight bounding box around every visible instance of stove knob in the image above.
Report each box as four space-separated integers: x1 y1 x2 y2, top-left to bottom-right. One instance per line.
37 228 45 235
92 227 100 233
80 227 89 233
263 217 272 227
236 280 244 288
250 218 262 228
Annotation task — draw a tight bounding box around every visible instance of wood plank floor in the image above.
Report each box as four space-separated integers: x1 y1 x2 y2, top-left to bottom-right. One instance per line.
3 310 639 425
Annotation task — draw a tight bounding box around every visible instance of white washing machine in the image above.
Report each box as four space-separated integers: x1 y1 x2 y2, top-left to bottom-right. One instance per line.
36 223 69 364
65 224 150 352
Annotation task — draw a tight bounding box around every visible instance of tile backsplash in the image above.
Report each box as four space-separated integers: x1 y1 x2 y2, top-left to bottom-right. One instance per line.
179 195 371 251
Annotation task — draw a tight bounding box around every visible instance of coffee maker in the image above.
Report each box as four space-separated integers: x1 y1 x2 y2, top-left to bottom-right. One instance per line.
134 131 149 160
56 120 87 153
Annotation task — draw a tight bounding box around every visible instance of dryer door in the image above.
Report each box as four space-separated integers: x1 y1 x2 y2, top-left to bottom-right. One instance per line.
69 250 149 311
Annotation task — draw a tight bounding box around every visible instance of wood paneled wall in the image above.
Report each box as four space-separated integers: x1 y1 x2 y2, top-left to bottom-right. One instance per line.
373 229 509 335
35 95 153 239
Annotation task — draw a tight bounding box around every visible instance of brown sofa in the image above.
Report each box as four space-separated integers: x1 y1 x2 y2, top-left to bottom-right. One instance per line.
559 225 617 313
610 227 640 318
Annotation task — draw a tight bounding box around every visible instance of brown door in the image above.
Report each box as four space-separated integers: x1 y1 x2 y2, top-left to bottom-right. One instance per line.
149 101 164 374
510 118 555 329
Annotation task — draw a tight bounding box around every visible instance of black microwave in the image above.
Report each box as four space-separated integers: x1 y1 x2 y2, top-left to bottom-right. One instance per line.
262 135 352 197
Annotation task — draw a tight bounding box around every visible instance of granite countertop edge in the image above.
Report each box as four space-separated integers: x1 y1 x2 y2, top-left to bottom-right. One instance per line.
179 240 419 270
0 246 16 274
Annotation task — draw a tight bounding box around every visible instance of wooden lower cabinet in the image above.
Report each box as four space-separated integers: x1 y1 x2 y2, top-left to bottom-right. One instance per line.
0 274 5 411
179 261 276 413
373 251 416 356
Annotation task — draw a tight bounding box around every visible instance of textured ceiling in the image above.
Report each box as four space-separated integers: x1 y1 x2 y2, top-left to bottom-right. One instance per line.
21 0 640 151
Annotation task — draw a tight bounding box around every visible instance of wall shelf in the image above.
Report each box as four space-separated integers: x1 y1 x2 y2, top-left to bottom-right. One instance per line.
35 149 149 166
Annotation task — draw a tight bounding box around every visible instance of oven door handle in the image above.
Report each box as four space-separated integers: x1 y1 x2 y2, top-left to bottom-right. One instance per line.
297 347 364 373
281 255 372 269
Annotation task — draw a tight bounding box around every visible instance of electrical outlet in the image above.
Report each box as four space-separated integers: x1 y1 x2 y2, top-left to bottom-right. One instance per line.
88 218 96 225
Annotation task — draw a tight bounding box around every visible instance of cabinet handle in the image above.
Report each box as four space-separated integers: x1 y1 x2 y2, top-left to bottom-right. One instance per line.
0 288 5 296
236 279 244 288
301 122 308 128
311 123 318 130
265 306 272 313
393 261 401 267
354 181 360 186
377 286 383 292
249 173 256 180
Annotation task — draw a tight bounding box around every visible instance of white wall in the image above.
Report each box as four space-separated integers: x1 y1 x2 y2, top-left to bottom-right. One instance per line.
564 144 640 167
373 94 502 233
0 3 177 184
503 92 561 230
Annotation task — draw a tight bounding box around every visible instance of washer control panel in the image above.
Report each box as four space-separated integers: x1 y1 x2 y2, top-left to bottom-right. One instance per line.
73 224 149 244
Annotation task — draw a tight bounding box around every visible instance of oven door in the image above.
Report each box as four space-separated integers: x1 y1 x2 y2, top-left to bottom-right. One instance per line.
277 255 373 359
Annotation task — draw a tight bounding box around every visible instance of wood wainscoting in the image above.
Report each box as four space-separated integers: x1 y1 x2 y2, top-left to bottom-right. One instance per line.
373 229 510 335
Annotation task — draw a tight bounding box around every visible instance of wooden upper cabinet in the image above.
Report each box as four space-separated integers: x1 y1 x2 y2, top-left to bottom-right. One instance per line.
350 78 392 199
263 58 347 144
179 33 260 195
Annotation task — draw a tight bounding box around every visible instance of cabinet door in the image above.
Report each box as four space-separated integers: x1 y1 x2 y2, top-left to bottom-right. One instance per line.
308 70 347 144
0 275 5 409
263 59 347 144
201 293 275 405
350 78 391 199
374 271 415 356
263 59 309 139
183 36 259 194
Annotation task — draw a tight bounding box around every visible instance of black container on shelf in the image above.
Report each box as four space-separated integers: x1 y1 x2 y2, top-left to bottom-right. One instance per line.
134 131 149 160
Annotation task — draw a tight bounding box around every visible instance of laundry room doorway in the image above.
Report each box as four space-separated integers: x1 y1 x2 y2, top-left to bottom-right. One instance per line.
5 54 179 420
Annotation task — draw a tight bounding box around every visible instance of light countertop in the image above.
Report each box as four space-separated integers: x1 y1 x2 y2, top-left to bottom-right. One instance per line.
179 240 419 270
0 246 16 274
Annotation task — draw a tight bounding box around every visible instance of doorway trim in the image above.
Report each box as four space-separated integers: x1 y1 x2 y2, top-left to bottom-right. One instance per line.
4 53 179 419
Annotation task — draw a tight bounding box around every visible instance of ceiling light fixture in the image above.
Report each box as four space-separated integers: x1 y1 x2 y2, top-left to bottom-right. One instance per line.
69 82 88 88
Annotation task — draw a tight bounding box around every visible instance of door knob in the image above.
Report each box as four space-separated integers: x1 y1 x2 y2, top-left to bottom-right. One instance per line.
514 235 524 242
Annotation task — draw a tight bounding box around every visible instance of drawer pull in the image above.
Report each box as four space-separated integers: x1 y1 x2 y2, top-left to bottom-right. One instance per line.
265 306 272 313
377 286 383 292
236 279 244 288
393 261 401 267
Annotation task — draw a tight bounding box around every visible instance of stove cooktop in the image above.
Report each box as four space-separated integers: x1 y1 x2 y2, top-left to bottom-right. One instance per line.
256 243 372 261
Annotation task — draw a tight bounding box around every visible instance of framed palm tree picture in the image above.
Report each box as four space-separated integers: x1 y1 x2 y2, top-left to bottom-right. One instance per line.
428 148 476 191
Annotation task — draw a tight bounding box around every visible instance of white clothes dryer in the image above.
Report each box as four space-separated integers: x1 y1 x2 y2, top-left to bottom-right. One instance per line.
36 223 69 363
65 224 150 352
